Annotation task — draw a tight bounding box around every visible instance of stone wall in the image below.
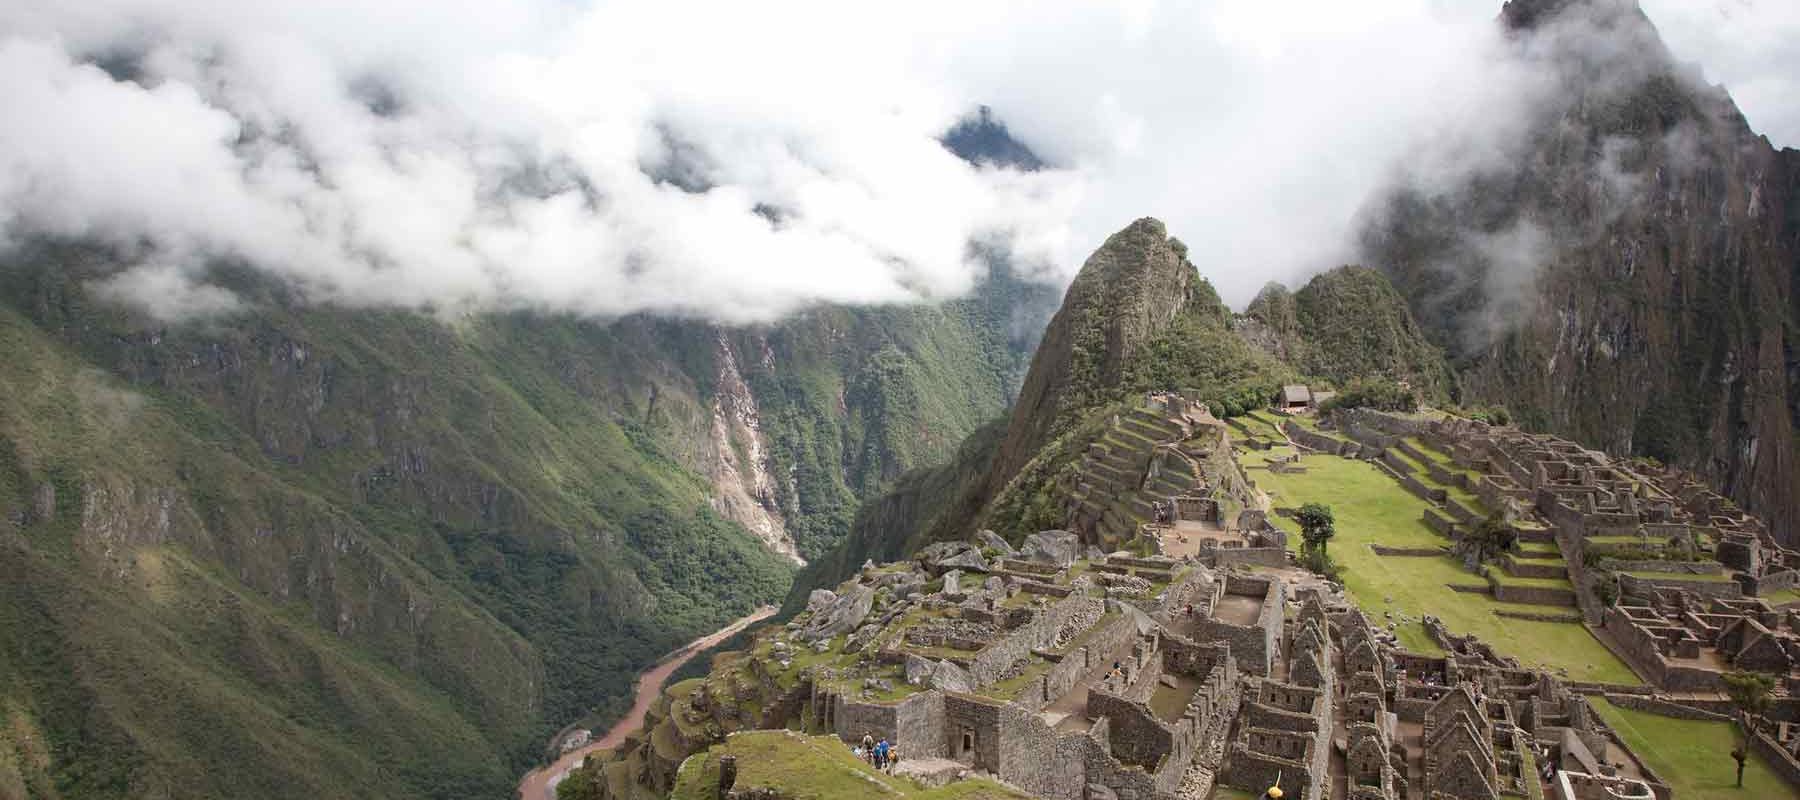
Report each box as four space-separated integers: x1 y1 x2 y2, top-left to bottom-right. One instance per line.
1087 689 1174 769
1488 578 1577 606
1619 572 1742 600
1600 694 1729 721
1750 728 1800 791
1284 422 1358 457
833 690 946 758
968 593 1105 686
1746 568 1800 597
1423 508 1458 537
941 693 1004 773
1211 546 1290 568
1191 578 1284 675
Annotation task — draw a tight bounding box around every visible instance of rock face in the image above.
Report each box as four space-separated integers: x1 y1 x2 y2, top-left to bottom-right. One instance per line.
973 529 1014 555
1361 0 1800 544
928 660 975 694
918 541 989 574
801 585 875 641
1021 530 1082 567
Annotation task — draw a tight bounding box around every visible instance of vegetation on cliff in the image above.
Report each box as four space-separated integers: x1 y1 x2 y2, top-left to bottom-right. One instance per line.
0 249 1046 799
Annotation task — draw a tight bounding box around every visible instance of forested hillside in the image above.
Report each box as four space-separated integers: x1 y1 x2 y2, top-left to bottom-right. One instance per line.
0 247 1049 799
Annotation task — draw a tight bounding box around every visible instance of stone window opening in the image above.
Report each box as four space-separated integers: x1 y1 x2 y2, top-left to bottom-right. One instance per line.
960 729 975 756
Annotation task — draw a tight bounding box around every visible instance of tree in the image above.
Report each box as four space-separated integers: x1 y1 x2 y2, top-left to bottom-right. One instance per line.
1296 503 1335 555
1722 670 1777 787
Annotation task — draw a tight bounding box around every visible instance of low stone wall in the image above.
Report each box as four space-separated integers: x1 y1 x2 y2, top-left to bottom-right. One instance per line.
1285 422 1356 457
1445 498 1480 524
1423 508 1458 537
1745 569 1800 597
1488 578 1577 606
1601 560 1722 576
1495 609 1583 623
1211 546 1289 568
1424 461 1463 488
1600 694 1729 721
1371 545 1447 557
1501 554 1568 579
1619 572 1743 600
1394 469 1447 503
1751 729 1800 791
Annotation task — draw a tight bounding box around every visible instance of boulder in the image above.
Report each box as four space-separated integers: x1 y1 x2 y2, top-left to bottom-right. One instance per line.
936 549 989 573
940 569 963 595
807 589 838 612
973 529 1015 556
843 622 882 654
905 654 937 685
801 585 875 641
930 660 975 694
919 541 989 573
1022 530 1082 567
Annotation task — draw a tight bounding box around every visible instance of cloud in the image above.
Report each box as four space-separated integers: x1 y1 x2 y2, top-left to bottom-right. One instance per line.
1640 0 1800 148
0 1 1791 323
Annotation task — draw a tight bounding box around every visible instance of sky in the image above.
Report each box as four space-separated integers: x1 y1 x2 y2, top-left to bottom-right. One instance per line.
0 0 1795 323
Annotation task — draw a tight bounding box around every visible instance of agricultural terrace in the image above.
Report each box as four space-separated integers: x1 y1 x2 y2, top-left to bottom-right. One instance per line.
1589 698 1788 800
671 730 1031 799
1239 445 1639 684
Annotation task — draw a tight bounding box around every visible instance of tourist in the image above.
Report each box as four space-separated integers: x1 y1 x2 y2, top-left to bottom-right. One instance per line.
888 745 900 772
875 738 889 770
862 732 875 764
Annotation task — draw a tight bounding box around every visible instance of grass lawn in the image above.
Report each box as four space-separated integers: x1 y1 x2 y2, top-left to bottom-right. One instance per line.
672 731 1032 799
1489 571 1574 589
1589 698 1793 800
1761 587 1800 606
1248 452 1639 684
1208 788 1263 800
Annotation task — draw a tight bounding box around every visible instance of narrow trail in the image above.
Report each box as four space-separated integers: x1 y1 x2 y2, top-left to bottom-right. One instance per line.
516 605 778 800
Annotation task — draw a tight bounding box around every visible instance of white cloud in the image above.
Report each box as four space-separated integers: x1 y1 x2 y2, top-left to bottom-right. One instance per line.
1640 0 1800 148
0 1 1791 322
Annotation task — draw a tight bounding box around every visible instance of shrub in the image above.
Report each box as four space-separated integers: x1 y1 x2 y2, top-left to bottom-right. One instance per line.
1321 377 1418 413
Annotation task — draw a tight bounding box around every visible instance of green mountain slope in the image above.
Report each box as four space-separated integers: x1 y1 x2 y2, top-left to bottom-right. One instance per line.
791 221 1444 604
0 249 1048 799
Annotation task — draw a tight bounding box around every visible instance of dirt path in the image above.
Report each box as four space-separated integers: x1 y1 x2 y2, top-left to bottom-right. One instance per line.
516 605 778 800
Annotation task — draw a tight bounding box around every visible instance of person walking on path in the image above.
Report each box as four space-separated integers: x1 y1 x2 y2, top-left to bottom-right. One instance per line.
875 739 889 770
861 733 875 764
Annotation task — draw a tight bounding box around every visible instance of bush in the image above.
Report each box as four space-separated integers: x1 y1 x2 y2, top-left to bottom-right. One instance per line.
1321 377 1418 413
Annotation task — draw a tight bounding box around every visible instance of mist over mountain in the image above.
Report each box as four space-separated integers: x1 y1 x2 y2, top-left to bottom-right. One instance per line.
5 1 1800 799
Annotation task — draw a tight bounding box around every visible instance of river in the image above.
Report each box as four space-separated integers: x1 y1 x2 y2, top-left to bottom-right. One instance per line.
515 605 779 800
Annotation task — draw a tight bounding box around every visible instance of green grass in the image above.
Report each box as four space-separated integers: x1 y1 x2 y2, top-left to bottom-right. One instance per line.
1250 453 1638 684
1489 571 1573 589
671 731 1032 799
1589 698 1793 800
1761 588 1800 606
1394 622 1446 655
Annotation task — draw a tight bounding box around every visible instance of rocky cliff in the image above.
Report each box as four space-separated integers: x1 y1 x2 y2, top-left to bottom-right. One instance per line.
1360 0 1800 543
0 247 1048 799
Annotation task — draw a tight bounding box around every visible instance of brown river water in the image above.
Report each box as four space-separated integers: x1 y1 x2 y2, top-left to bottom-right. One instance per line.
515 605 778 800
